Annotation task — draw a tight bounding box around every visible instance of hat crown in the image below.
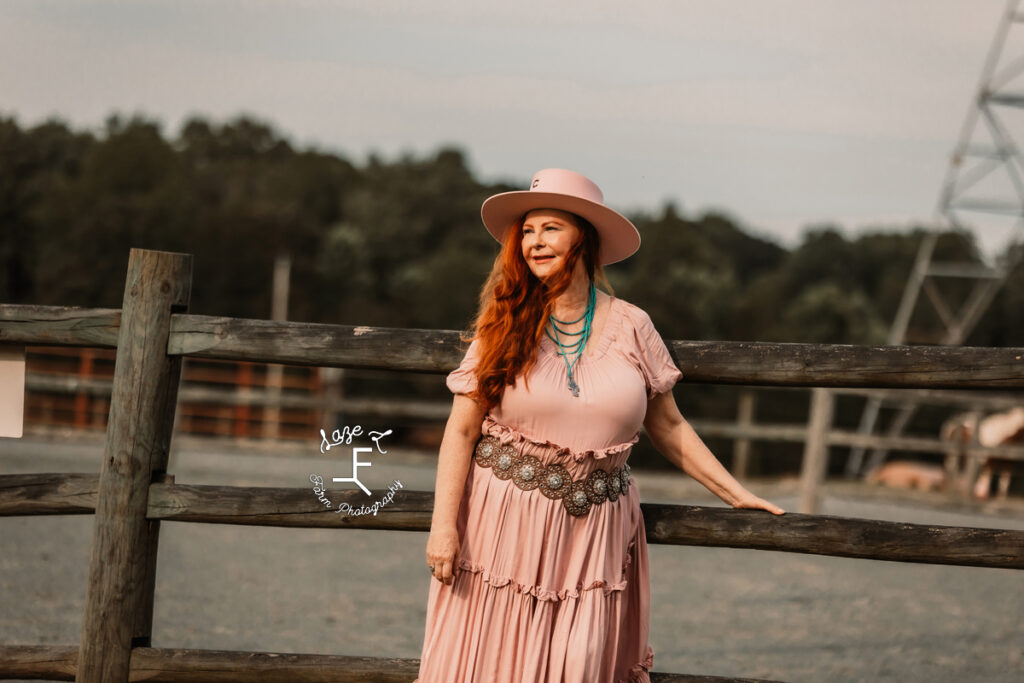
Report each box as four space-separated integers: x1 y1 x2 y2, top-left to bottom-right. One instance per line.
529 168 604 205
480 167 640 265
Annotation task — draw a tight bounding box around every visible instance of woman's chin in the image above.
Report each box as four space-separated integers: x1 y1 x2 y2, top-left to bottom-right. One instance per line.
529 261 563 279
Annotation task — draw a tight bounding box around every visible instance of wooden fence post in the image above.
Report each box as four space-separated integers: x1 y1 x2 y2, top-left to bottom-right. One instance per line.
798 388 834 514
234 362 252 438
962 411 984 499
76 249 192 683
264 251 291 440
74 349 95 429
731 390 756 478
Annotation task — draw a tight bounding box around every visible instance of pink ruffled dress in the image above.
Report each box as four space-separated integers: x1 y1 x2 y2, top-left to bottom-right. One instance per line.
417 297 682 683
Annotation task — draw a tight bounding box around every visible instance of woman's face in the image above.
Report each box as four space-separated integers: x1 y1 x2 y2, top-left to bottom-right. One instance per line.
520 208 582 281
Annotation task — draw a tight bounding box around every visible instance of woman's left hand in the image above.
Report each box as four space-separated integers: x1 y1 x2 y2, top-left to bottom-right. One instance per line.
731 492 785 515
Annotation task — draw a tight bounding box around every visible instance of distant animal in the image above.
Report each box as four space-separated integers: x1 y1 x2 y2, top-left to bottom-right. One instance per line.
866 461 946 491
939 407 1022 500
974 407 1024 500
940 411 983 495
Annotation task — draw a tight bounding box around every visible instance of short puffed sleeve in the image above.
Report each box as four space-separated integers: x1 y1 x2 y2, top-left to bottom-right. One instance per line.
623 304 683 398
446 338 481 395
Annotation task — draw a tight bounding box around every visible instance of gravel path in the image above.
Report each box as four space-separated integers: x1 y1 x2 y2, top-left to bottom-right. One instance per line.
1 433 1022 682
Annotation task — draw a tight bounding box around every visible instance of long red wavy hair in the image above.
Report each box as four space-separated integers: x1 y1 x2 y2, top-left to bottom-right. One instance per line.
467 212 612 411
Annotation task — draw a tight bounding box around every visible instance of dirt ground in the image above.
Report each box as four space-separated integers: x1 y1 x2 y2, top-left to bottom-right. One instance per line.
1 432 1022 682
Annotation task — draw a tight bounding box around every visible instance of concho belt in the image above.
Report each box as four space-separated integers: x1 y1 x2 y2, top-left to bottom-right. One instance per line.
473 435 632 517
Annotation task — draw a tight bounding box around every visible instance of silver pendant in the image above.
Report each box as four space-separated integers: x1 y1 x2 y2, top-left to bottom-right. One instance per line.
568 376 579 397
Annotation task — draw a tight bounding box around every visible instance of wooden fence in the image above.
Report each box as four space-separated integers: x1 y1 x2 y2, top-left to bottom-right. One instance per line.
1 247 1023 683
699 387 1024 512
20 346 325 439
20 352 1024 514
21 347 1024 506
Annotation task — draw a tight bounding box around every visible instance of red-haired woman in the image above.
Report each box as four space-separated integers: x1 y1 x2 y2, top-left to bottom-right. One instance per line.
417 169 784 682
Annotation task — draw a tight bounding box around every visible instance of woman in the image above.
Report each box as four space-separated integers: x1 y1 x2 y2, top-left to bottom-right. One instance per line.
417 169 784 682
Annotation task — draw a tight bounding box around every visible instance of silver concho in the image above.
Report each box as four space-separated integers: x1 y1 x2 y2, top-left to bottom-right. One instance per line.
584 469 610 505
513 455 542 491
539 463 571 500
562 481 592 516
474 436 498 467
493 445 516 480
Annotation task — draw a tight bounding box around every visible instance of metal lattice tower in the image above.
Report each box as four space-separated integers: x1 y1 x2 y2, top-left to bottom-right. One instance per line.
846 0 1024 477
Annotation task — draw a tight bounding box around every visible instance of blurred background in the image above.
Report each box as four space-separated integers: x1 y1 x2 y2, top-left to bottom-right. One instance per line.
4 0 1024 475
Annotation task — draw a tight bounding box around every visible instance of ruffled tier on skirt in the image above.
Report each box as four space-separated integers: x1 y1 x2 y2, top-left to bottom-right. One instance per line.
416 422 654 682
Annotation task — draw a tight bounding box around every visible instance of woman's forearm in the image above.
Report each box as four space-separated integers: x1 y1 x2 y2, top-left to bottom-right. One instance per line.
671 420 748 506
431 407 481 530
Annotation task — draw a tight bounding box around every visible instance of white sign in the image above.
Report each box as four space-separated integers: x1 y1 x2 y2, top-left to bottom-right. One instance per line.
0 345 26 438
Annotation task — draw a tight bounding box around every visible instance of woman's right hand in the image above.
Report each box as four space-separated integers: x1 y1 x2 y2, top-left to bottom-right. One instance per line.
426 525 461 585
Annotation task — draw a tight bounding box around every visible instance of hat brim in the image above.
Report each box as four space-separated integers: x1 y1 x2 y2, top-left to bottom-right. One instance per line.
481 191 640 266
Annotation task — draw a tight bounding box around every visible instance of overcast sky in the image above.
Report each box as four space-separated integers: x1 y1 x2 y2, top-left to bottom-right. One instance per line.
2 1 1019 252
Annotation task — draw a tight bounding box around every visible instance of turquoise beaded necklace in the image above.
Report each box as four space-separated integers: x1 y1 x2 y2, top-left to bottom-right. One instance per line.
544 282 596 397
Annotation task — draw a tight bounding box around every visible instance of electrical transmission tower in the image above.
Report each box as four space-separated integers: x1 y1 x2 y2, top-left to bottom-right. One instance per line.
846 0 1024 477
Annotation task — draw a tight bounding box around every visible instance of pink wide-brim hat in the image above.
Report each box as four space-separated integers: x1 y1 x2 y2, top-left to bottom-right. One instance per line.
481 168 641 265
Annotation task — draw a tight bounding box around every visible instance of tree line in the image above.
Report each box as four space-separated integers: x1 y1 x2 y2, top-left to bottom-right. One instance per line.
5 113 1021 346
3 113 1022 471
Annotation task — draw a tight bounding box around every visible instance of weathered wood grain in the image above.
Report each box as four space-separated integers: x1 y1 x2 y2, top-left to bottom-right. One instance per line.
167 314 466 373
0 306 120 348
0 473 98 515
77 249 192 683
668 340 1024 388
642 504 1024 569
146 482 433 530
0 645 78 680
129 647 420 682
167 316 1024 387
0 645 781 682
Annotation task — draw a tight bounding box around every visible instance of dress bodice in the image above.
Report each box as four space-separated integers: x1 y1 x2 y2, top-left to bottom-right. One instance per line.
446 297 682 455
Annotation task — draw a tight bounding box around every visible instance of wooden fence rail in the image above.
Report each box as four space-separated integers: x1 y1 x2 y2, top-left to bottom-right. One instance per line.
0 644 778 683
4 305 1024 388
2 473 1022 569
2 247 1023 683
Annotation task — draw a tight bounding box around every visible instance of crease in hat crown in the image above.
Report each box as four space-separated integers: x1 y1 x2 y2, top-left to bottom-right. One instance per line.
480 168 641 266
